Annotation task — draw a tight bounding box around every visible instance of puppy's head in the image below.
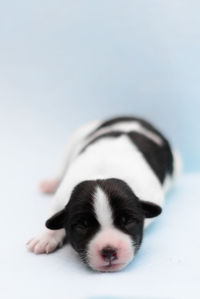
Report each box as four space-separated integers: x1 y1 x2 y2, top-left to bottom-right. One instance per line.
46 179 161 272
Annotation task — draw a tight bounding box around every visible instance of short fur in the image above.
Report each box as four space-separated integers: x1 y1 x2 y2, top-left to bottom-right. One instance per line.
27 116 181 272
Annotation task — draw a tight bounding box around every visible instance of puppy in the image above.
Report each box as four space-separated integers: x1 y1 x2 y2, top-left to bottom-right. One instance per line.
27 116 181 272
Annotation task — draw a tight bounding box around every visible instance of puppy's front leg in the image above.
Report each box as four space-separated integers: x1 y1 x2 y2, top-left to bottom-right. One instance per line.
27 228 66 254
27 189 67 254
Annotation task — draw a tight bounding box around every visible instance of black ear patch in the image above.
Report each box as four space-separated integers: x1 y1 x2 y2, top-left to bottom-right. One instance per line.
141 201 162 218
45 209 67 230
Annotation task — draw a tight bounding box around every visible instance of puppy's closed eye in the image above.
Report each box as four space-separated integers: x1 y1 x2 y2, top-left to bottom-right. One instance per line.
118 215 139 228
73 220 89 233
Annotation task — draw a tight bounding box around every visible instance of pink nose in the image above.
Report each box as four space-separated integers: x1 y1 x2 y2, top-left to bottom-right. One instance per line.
101 246 118 261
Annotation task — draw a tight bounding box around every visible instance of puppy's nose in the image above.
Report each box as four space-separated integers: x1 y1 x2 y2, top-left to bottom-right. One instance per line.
101 246 118 261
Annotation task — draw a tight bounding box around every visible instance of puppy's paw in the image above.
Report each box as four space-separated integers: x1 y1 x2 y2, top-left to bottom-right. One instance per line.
40 178 60 194
27 229 65 254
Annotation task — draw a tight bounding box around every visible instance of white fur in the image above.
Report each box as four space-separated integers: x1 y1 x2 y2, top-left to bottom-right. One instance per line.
50 134 164 220
87 185 135 271
51 119 165 217
87 227 134 272
163 150 182 193
172 150 183 180
93 187 113 228
27 228 66 254
85 121 163 146
28 119 178 256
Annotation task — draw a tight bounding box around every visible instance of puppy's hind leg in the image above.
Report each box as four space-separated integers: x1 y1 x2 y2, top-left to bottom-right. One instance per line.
40 120 100 195
40 178 61 194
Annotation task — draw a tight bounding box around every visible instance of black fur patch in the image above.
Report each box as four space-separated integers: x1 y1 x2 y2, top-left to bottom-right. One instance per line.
81 116 174 184
89 116 167 141
128 131 173 183
97 178 145 252
65 181 100 261
46 178 162 266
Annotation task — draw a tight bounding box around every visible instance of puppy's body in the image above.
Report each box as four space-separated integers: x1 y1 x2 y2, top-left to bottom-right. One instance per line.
28 116 181 272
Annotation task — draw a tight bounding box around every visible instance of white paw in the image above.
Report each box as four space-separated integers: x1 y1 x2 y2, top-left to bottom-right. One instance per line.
40 178 60 194
27 229 65 254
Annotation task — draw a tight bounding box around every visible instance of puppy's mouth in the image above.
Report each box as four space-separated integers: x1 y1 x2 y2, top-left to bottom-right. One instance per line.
95 262 126 272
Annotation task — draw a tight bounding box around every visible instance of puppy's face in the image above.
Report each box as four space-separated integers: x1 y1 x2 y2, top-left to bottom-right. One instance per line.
46 179 161 272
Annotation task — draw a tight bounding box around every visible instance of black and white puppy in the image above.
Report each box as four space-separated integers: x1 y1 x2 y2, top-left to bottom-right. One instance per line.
27 116 181 272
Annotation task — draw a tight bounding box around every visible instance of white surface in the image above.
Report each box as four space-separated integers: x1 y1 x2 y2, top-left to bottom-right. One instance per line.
0 107 199 299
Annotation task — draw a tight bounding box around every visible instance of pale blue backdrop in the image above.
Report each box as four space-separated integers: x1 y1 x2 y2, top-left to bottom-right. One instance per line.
0 3 200 299
0 0 200 171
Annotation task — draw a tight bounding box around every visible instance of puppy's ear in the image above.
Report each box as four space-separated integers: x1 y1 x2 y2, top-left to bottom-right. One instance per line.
141 201 162 218
45 209 67 230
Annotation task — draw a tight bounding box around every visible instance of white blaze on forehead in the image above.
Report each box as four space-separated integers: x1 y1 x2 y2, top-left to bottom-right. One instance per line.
93 186 113 228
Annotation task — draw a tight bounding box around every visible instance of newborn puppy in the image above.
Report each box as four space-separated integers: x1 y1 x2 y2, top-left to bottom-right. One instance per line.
27 116 181 272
